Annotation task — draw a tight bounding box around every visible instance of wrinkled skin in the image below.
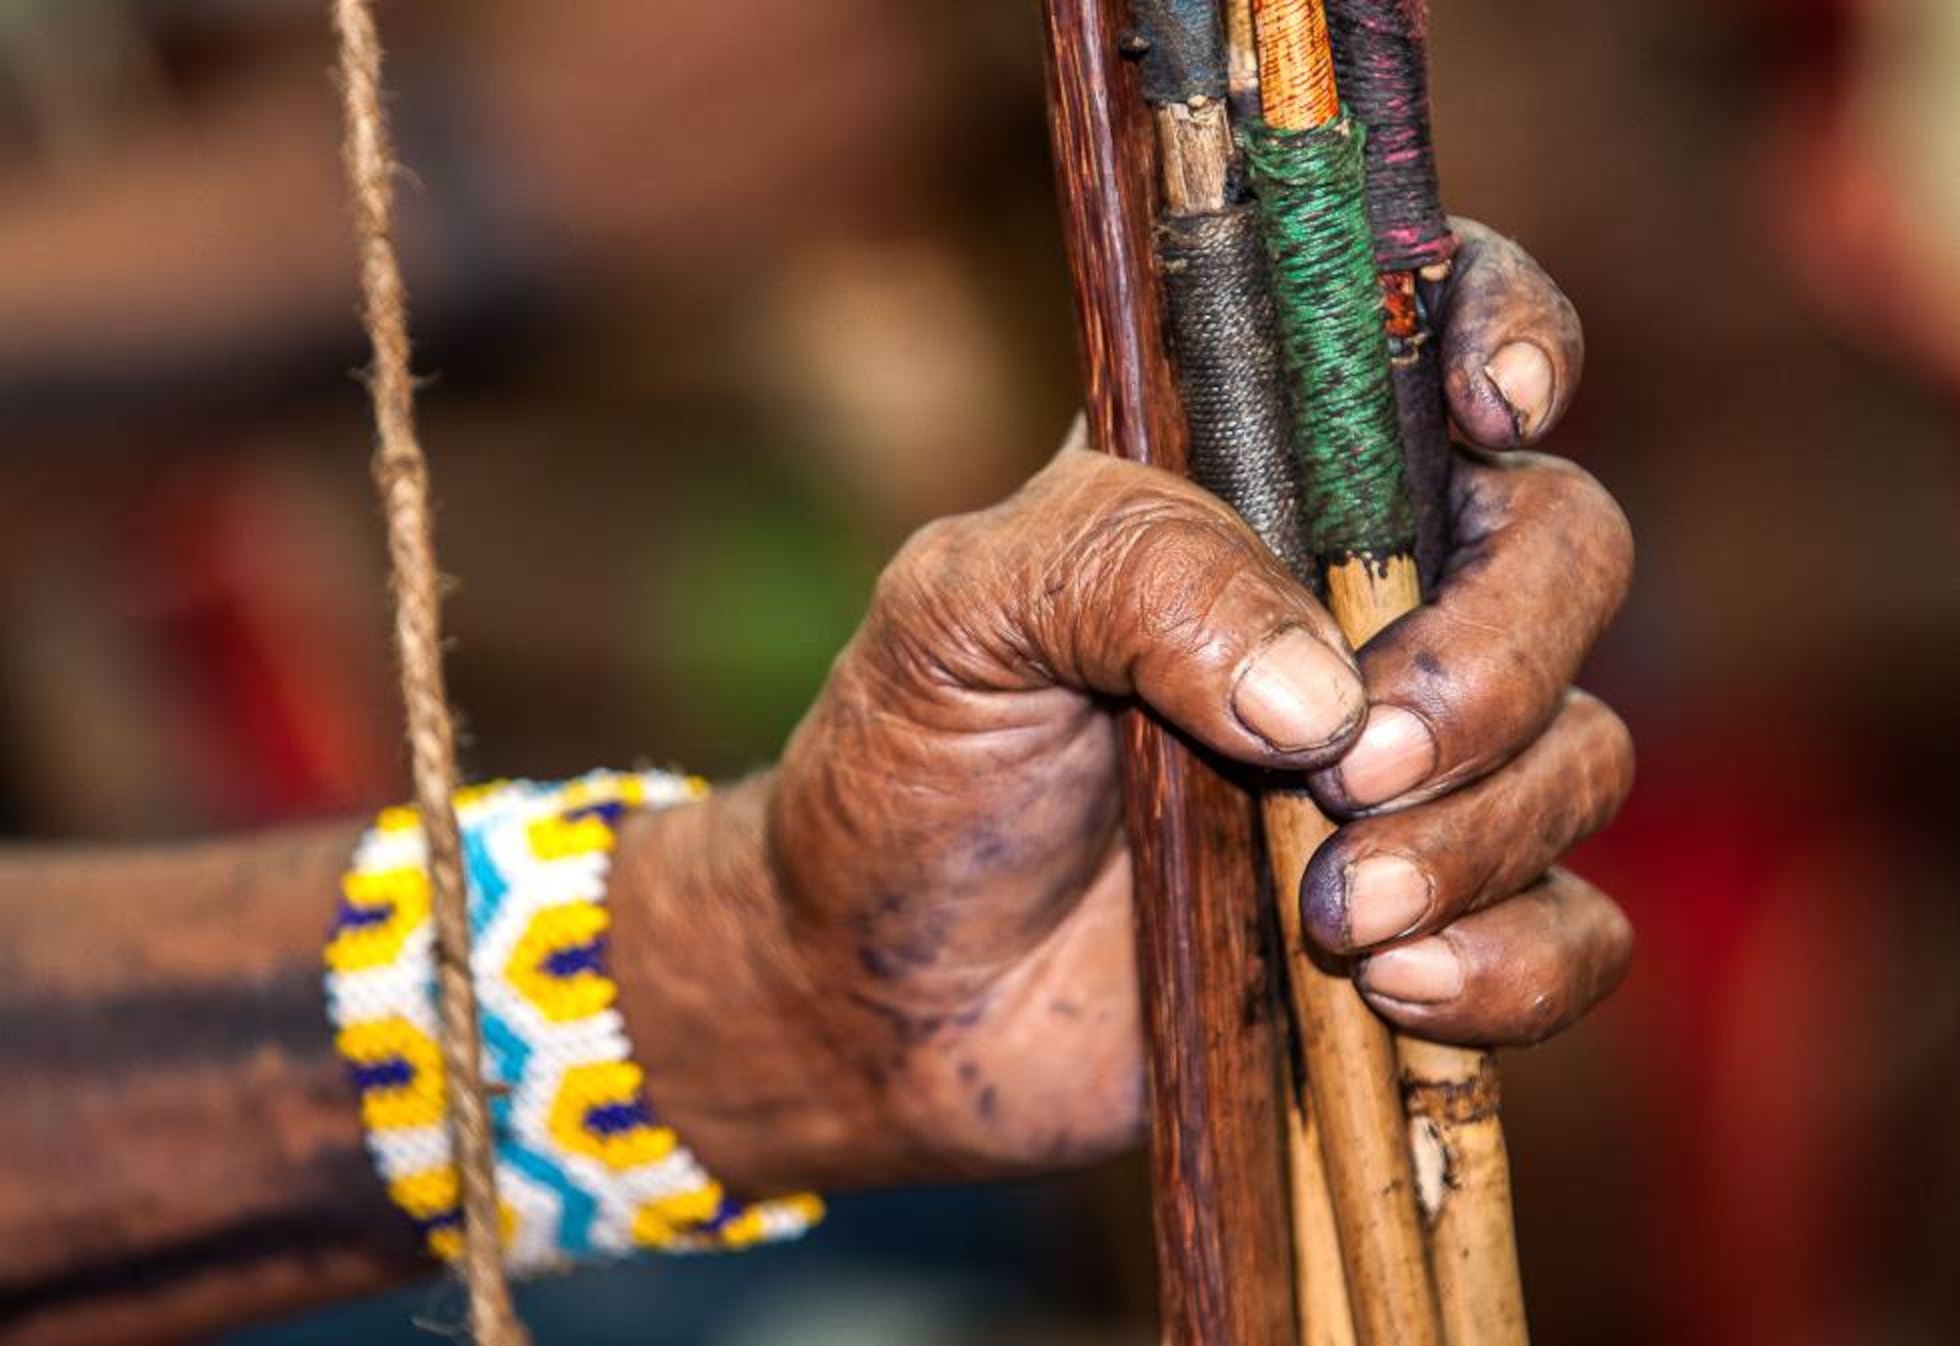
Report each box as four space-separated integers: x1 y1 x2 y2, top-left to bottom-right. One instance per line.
0 223 1628 1344
760 219 1633 1178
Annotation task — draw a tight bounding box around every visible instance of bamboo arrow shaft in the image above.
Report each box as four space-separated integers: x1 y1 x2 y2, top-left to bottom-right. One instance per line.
1319 1 1531 1337
1145 57 1358 1346
1245 0 1447 1342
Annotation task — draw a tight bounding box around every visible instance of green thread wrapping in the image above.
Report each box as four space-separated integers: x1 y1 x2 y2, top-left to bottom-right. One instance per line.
1240 113 1414 560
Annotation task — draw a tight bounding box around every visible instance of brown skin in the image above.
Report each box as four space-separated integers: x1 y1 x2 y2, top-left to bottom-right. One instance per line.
0 828 422 1346
0 226 1629 1345
1439 217 1586 449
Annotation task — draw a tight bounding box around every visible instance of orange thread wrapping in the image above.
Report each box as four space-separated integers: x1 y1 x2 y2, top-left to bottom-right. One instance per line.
1251 0 1341 130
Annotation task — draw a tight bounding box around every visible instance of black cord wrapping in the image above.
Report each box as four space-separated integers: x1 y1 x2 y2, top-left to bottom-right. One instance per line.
1329 1 1457 581
1127 0 1229 105
1157 206 1318 588
1326 0 1455 274
1391 332 1453 586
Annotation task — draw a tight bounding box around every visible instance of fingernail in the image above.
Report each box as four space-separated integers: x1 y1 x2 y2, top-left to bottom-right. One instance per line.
1233 630 1363 753
1344 855 1432 948
1361 938 1464 1004
1336 705 1437 807
1484 341 1555 439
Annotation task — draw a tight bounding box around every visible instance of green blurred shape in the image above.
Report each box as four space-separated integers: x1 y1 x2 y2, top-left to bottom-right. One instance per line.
649 460 878 772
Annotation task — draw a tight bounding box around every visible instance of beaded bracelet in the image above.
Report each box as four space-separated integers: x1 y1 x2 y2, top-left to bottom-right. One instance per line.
324 770 824 1274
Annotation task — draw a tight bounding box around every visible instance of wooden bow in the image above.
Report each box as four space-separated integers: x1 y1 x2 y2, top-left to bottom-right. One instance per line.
1039 3 1528 1343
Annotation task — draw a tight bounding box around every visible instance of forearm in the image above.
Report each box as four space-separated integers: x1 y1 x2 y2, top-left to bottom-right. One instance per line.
0 826 423 1345
0 776 914 1344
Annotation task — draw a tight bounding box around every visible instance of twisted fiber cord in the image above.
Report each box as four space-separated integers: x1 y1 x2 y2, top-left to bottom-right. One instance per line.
1242 115 1414 558
330 3 529 1342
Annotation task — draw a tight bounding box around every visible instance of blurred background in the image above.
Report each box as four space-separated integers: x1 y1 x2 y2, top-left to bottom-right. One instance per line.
2 0 1957 1343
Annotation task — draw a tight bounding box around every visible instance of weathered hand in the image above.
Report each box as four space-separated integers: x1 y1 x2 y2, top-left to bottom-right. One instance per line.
641 223 1629 1192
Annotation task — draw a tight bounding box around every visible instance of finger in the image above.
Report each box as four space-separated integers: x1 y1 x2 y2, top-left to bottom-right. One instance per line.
1310 450 1633 813
876 447 1364 769
1354 869 1633 1047
1301 691 1633 953
1438 218 1585 449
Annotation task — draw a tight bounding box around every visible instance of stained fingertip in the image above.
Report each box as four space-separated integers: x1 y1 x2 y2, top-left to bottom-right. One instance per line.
1300 849 1348 951
1446 355 1525 449
1301 848 1433 953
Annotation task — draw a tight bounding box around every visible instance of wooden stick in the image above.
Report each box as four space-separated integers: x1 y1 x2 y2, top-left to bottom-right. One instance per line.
1264 767 1441 1346
1252 0 1341 130
1041 3 1298 1341
1380 302 1530 1346
1149 77 1356 1346
1290 1094 1359 1346
1225 0 1264 120
1316 2 1531 1335
1245 2 1447 1343
1379 229 1530 1346
1402 1039 1527 1345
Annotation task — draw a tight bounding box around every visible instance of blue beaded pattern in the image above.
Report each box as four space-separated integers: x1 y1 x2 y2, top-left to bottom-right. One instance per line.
325 771 823 1272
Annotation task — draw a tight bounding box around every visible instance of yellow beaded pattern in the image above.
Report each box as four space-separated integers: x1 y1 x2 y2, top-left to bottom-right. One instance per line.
324 771 824 1273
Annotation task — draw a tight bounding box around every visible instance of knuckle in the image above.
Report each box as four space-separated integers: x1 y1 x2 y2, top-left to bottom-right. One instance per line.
1512 990 1569 1046
1588 493 1635 609
1599 900 1636 989
1595 701 1638 800
1566 691 1638 812
877 512 972 615
1499 455 1635 623
1074 487 1269 653
1501 871 1633 1043
1556 285 1585 356
1491 885 1581 1044
1547 459 1635 602
1571 872 1636 995
863 512 994 685
1508 948 1576 1045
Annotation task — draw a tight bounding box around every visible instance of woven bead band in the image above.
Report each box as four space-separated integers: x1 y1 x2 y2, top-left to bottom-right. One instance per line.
325 770 823 1273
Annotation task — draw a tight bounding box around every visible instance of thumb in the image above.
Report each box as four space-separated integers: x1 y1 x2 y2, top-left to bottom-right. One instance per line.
872 448 1365 769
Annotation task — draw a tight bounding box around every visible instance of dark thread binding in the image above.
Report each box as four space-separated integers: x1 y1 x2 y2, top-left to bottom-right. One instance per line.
1391 325 1454 586
1326 0 1455 273
1157 207 1319 588
1127 0 1229 104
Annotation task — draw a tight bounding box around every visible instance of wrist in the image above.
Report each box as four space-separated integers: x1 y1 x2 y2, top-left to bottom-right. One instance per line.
607 773 899 1193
